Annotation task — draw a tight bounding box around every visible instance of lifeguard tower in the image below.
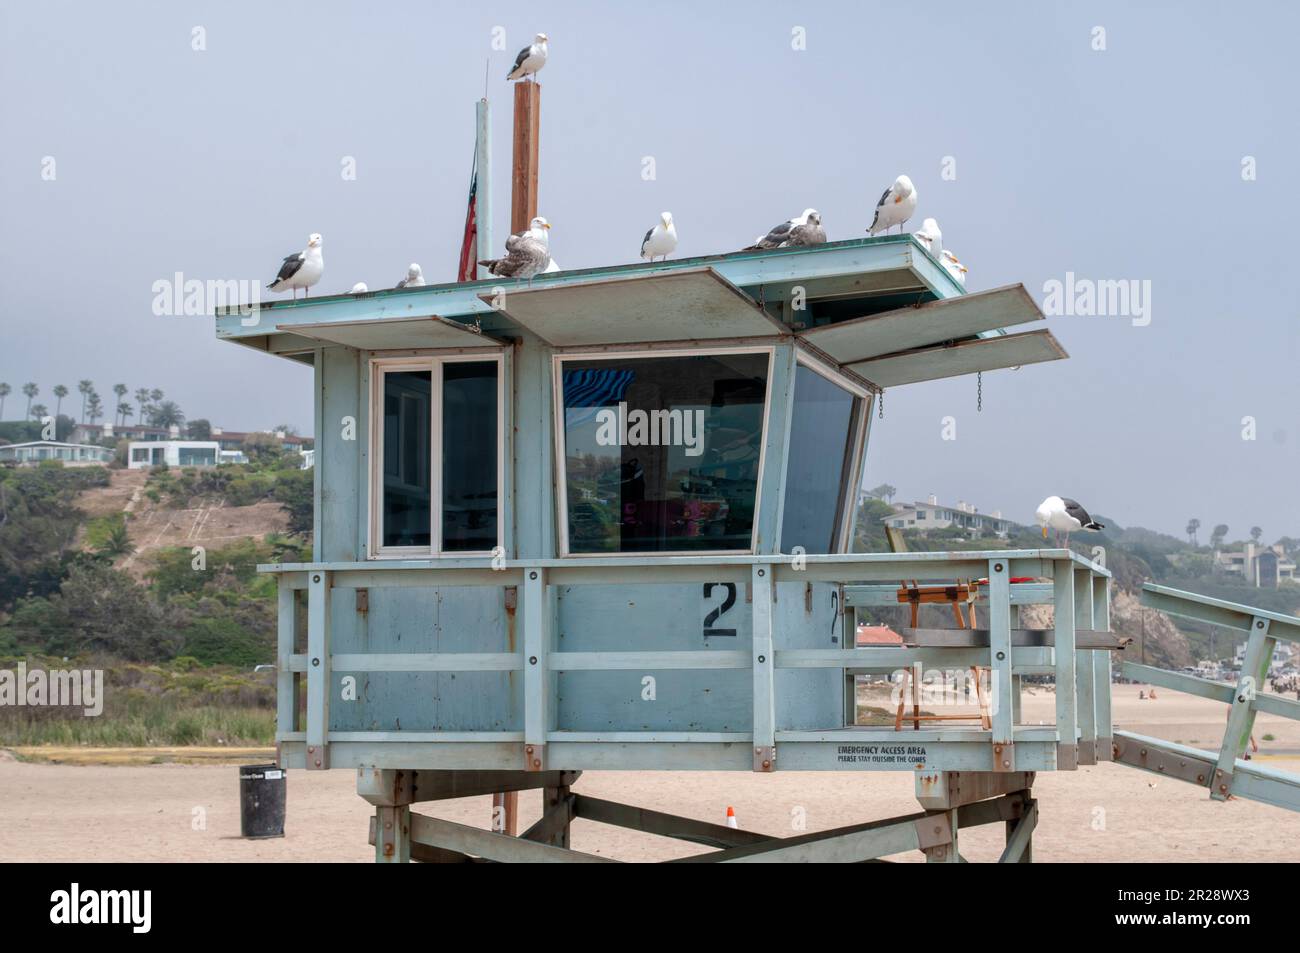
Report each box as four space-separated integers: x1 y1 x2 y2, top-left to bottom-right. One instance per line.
216 233 1300 862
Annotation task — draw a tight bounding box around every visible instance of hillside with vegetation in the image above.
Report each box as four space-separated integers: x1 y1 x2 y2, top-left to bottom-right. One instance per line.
0 446 311 746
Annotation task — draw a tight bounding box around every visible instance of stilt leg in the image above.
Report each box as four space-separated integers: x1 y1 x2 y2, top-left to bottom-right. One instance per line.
375 805 411 863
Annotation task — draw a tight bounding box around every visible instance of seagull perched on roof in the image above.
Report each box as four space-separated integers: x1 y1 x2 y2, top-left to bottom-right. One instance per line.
479 217 551 282
867 175 917 235
350 282 368 294
640 212 677 262
1035 496 1105 546
744 209 819 250
507 33 549 82
267 233 323 300
786 210 826 247
396 263 425 288
941 249 968 286
913 217 942 256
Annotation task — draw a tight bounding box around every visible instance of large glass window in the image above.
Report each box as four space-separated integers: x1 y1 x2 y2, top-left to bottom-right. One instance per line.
375 358 500 555
441 361 498 552
559 351 770 554
780 362 862 554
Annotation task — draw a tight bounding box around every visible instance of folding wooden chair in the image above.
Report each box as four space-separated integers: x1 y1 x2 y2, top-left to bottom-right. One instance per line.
894 664 993 731
885 527 979 629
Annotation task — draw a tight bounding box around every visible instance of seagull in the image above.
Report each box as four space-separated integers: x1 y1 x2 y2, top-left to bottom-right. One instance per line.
867 175 917 235
745 209 819 250
1035 496 1105 546
640 211 678 262
479 218 551 282
396 263 425 288
941 249 968 286
914 217 942 256
350 282 369 294
507 33 549 82
786 210 826 247
267 233 323 300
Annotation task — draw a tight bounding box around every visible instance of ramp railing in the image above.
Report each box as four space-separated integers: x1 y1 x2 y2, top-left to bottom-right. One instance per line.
1115 583 1300 812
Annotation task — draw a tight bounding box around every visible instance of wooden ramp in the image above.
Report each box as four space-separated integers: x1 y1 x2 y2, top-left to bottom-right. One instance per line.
1113 583 1300 812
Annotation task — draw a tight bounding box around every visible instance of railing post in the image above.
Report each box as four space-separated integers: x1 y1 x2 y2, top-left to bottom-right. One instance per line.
276 579 297 747
306 570 332 770
752 564 776 772
1092 575 1112 760
523 567 549 772
1074 567 1097 765
1213 616 1274 800
987 559 1015 770
1053 564 1077 769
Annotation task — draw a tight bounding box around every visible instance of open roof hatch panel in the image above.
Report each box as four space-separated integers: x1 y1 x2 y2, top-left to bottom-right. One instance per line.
845 329 1068 387
477 266 790 346
276 314 505 350
796 284 1045 364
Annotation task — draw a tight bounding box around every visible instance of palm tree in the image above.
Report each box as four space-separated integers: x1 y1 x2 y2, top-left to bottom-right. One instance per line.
52 384 68 420
30 403 48 421
117 402 134 426
21 382 38 418
87 392 104 424
149 400 185 430
134 387 150 422
1186 518 1201 546
77 380 93 422
869 483 897 503
1250 526 1263 544
112 384 127 424
0 383 9 419
149 388 164 406
1210 524 1229 550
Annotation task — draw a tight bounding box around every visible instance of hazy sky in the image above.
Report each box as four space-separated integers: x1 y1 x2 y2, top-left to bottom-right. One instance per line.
1 2 1296 539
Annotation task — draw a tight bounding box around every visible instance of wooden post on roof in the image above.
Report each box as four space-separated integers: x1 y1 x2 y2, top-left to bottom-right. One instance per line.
490 79 541 838
510 82 541 233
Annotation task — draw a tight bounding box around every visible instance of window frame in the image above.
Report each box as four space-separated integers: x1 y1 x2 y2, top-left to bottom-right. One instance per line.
551 345 776 558
790 350 872 555
368 352 505 559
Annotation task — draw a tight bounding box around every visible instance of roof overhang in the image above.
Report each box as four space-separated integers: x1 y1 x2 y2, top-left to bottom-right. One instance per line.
276 314 505 350
844 329 1067 387
478 267 789 347
796 284 1044 363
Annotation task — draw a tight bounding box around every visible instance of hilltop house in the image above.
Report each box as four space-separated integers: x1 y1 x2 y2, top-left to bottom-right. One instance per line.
1214 542 1297 588
0 440 115 466
881 495 1015 538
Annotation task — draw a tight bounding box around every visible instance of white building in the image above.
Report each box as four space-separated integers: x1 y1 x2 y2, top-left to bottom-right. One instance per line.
0 440 114 466
127 440 221 469
1214 542 1297 588
881 495 1015 538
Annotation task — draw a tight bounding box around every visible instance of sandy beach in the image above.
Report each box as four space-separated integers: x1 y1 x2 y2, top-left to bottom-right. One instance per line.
3 684 1297 862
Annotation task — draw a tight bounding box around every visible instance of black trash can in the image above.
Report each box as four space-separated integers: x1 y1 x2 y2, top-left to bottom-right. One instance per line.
239 763 286 838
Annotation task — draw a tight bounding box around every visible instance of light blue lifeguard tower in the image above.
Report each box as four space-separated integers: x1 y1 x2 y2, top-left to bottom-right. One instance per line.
215 234 1300 862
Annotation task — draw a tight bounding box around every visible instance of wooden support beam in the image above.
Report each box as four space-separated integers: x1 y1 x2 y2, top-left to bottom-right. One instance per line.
999 798 1037 863
510 82 541 233
572 794 770 849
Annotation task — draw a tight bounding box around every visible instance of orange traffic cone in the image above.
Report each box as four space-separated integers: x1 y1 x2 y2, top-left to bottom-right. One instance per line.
725 806 738 829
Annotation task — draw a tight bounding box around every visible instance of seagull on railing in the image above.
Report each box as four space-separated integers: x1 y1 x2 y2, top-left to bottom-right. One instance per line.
1036 495 1105 547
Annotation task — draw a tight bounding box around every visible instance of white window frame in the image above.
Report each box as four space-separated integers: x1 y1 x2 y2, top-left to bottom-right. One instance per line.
552 345 776 558
790 350 872 555
368 353 505 559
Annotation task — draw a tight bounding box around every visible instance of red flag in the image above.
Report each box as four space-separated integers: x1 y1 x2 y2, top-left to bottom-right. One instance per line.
457 161 478 282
